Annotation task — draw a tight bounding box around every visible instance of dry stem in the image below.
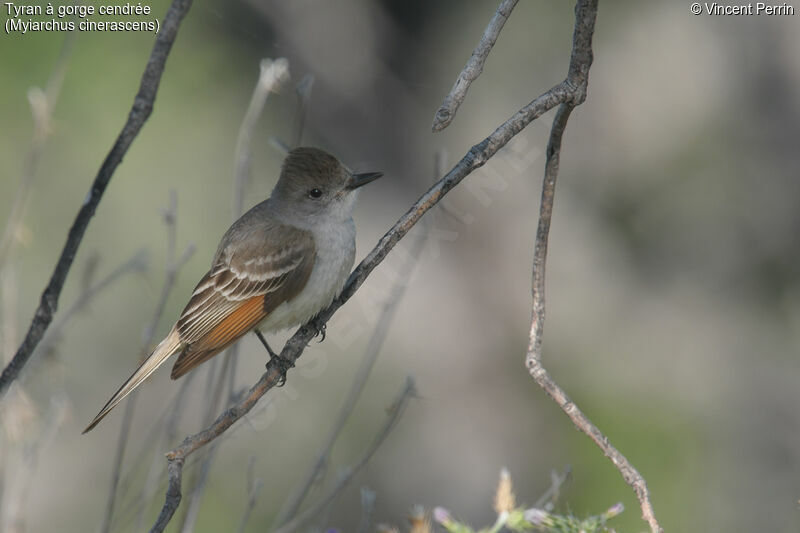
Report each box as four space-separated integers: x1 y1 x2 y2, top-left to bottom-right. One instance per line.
431 0 519 132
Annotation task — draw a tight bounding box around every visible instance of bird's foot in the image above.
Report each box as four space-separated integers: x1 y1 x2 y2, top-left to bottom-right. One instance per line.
265 352 294 387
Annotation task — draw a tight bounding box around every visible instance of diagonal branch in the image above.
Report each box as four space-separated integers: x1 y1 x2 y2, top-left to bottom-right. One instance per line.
0 0 194 399
431 0 519 132
149 1 600 529
523 2 663 531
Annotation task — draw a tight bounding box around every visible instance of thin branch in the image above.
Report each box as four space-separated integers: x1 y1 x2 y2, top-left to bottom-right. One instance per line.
233 58 290 218
431 0 519 132
522 2 662 531
178 356 230 533
0 395 69 533
100 193 195 533
272 156 440 528
36 250 149 359
533 466 571 511
133 372 197 530
525 106 662 533
235 457 263 533
292 73 314 148
150 457 185 533
0 0 195 399
271 377 416 533
356 487 377 533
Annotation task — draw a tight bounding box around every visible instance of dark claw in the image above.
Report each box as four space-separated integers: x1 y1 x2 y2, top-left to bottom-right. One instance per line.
309 316 327 342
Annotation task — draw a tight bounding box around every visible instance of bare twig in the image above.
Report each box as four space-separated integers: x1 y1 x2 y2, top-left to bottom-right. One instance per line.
0 0 195 399
0 396 69 533
533 466 571 511
271 378 416 533
178 357 231 533
431 0 519 132
235 457 263 533
233 58 290 218
100 193 195 533
273 156 440 528
151 457 185 533
522 2 662 531
36 250 149 359
357 487 377 533
292 74 314 148
133 372 197 530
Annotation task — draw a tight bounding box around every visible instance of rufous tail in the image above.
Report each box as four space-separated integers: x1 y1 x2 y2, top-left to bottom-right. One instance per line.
82 328 183 433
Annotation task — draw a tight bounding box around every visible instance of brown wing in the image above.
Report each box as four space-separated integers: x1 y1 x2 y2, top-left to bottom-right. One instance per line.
170 223 315 379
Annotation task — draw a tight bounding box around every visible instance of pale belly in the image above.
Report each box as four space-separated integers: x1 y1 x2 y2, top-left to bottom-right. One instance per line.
258 219 355 332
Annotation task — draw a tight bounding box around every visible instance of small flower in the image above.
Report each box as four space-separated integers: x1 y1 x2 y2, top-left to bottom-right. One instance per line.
433 506 453 525
494 468 516 514
523 508 550 526
604 502 624 518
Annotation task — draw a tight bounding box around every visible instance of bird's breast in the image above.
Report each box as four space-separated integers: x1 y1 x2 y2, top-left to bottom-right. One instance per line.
259 218 356 331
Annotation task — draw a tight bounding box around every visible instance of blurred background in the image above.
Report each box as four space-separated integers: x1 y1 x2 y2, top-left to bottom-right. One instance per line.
1 1 799 531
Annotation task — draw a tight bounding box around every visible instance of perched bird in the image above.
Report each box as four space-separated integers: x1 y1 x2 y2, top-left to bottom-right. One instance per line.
83 147 382 433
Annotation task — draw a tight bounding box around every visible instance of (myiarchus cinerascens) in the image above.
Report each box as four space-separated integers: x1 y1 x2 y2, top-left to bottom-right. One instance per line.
83 147 382 433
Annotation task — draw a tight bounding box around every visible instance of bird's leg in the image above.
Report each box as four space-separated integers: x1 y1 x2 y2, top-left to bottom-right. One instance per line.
255 328 293 386
254 329 279 359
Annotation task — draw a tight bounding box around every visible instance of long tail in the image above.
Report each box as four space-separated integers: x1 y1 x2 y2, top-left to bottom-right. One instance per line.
83 328 183 433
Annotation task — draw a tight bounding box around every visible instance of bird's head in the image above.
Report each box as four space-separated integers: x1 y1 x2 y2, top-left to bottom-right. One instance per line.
273 147 382 222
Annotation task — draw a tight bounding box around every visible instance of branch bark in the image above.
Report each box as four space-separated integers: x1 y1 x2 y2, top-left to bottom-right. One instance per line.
431 0 519 132
523 2 663 531
0 0 194 399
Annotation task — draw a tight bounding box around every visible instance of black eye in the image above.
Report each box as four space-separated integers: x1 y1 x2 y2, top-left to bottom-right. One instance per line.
308 188 323 199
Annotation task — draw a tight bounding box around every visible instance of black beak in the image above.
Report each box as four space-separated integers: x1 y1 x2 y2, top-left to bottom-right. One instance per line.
346 171 383 190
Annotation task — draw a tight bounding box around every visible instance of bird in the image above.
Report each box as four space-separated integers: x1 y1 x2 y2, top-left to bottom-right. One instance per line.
83 147 382 433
